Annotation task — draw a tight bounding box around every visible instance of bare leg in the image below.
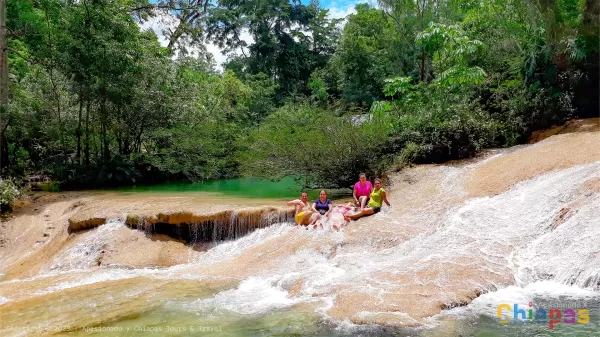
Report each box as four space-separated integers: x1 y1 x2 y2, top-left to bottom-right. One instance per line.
344 207 375 221
358 196 368 210
311 213 321 229
300 211 315 226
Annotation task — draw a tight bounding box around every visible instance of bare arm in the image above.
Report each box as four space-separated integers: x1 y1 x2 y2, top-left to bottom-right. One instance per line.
382 191 391 207
311 202 318 213
326 203 332 216
287 199 303 207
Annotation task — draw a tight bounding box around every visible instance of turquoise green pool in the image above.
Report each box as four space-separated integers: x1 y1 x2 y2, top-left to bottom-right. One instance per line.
110 177 350 200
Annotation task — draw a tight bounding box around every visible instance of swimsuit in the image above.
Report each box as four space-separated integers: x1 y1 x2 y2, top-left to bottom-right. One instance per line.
295 212 306 224
295 201 310 224
314 199 332 215
368 187 385 213
354 181 372 198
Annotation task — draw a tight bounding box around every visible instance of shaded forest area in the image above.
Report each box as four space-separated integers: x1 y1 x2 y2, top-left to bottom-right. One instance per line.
0 0 598 191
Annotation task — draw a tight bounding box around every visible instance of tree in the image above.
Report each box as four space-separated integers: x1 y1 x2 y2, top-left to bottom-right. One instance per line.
2 0 598 188
208 0 340 100
132 0 212 55
416 23 486 88
377 0 437 82
328 3 407 107
1 0 9 169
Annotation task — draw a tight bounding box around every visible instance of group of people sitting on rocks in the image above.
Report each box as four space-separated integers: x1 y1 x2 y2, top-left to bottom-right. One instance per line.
286 173 391 230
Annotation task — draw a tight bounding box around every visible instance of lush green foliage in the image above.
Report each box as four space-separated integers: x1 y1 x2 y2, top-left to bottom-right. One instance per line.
241 103 391 188
0 178 20 212
208 0 341 101
1 0 597 191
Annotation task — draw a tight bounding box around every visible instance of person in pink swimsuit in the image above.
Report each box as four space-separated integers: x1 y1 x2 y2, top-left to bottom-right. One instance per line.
353 173 372 210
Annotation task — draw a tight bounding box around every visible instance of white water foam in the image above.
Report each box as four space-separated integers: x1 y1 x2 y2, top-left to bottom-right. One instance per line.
512 192 600 289
225 161 600 324
0 295 11 305
190 223 294 265
173 161 600 326
194 276 302 315
440 280 600 320
39 268 156 295
4 159 598 332
42 220 125 273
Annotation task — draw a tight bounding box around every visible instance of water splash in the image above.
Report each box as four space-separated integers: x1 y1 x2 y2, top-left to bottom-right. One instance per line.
193 276 302 315
42 220 124 273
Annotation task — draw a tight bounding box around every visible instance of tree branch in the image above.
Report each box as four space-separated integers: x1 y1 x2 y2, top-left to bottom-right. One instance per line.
384 11 402 28
130 5 199 12
7 47 35 66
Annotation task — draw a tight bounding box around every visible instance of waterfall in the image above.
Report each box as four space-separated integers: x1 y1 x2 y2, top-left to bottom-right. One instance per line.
125 208 294 245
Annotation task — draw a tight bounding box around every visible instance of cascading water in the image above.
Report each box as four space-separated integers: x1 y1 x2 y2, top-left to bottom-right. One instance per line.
42 220 124 273
124 208 293 245
1 132 599 336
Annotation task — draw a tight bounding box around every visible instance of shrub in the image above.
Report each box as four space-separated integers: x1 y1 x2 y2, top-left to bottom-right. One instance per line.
142 122 241 181
240 103 391 189
0 178 21 212
383 91 502 164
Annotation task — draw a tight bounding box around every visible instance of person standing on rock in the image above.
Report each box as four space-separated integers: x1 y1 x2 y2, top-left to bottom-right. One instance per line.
287 192 317 227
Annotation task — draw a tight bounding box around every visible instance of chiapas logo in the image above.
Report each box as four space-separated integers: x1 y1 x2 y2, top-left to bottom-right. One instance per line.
497 302 590 329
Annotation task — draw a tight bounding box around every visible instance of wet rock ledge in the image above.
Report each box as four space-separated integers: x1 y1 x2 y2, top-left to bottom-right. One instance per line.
68 205 294 243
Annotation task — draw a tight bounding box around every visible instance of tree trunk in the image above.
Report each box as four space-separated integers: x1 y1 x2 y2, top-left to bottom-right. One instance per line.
85 86 90 168
583 0 600 35
537 0 559 64
420 47 426 82
100 87 109 161
135 118 145 153
49 68 65 155
166 0 210 53
76 86 83 164
0 0 9 170
166 25 185 53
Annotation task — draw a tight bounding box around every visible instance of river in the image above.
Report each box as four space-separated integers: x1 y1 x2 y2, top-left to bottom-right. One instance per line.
1 129 599 336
